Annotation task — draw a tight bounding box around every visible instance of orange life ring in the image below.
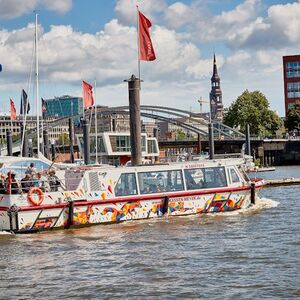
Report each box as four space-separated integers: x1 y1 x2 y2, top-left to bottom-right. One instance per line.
27 187 44 206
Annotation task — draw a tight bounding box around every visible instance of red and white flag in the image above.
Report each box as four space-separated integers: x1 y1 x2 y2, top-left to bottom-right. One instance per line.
10 99 17 121
138 11 156 61
82 80 94 108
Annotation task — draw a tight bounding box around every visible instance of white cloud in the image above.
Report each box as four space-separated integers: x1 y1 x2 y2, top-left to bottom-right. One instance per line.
1 0 297 116
115 0 166 25
222 0 300 49
41 0 72 13
0 18 209 85
164 2 196 28
0 0 38 19
214 0 261 25
0 0 72 19
267 1 300 43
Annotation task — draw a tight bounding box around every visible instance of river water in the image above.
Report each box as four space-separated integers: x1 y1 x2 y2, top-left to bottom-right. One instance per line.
0 166 299 299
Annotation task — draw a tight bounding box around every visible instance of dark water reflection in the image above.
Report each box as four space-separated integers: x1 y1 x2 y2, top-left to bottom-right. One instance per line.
0 166 299 299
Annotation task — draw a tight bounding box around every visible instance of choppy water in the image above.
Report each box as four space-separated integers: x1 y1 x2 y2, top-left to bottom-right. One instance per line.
0 166 299 299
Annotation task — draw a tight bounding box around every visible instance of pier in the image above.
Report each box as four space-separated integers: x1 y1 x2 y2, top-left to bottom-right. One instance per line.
265 178 300 187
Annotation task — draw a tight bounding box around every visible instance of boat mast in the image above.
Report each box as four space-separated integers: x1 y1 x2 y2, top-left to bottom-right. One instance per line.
35 13 40 154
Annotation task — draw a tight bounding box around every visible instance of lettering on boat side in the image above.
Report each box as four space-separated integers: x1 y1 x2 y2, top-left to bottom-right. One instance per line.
169 195 203 202
185 163 205 169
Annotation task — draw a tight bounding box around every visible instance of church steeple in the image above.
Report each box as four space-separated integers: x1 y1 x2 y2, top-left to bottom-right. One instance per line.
209 53 224 121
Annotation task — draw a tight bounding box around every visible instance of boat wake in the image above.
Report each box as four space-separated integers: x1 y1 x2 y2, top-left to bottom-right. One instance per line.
252 197 279 210
204 197 279 218
0 231 13 236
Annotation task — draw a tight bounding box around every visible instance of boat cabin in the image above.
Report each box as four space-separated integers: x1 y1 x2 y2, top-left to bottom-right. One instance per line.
63 158 250 201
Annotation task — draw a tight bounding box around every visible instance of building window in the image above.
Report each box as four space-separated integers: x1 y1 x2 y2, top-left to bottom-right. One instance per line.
288 103 295 109
147 140 158 154
287 81 300 98
286 61 300 78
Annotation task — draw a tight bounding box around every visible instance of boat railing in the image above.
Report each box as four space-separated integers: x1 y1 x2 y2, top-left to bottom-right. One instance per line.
0 176 69 195
160 152 245 163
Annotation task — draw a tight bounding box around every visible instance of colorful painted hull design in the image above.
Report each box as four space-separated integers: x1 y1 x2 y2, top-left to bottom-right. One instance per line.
4 190 250 233
0 157 264 233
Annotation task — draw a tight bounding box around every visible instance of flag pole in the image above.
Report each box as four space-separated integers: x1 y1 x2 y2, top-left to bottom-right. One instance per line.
10 106 13 134
41 96 44 154
94 79 98 164
20 91 26 155
136 5 141 86
82 81 85 121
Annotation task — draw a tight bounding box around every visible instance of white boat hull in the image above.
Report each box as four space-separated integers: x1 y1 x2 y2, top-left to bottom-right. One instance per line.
0 188 252 233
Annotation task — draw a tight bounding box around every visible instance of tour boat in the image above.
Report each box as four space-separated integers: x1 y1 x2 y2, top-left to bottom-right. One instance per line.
0 157 265 233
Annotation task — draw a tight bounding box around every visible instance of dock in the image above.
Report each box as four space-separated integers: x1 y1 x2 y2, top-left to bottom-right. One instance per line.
265 178 300 187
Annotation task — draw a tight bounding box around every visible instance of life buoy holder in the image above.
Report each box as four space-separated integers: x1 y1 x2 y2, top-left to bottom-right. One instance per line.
27 187 44 206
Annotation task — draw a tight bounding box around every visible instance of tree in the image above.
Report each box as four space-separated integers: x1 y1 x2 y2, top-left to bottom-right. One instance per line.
174 129 186 140
58 133 70 145
285 103 300 131
223 90 284 137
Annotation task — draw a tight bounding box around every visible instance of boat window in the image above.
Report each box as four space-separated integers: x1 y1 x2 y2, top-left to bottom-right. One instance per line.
184 167 227 190
115 173 137 197
238 166 250 182
138 170 183 194
229 167 240 183
184 169 205 190
204 167 227 188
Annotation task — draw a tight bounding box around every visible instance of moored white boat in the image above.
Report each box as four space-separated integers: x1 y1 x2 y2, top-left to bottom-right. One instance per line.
0 157 265 233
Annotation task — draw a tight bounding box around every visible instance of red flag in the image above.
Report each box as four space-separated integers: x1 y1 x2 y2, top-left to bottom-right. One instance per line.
138 11 156 61
82 80 94 108
10 99 17 121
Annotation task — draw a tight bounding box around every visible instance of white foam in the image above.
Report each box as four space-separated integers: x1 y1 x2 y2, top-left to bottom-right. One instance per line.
253 197 279 209
204 197 279 217
0 231 13 235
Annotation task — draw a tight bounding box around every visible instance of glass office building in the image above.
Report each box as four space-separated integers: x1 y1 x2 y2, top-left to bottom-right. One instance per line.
283 55 300 116
45 95 83 118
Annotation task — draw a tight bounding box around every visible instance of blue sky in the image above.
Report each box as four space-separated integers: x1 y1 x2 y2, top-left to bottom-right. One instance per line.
0 0 299 117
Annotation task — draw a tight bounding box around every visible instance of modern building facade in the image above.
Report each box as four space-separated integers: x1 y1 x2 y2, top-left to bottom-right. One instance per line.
0 115 69 144
142 122 158 138
44 95 83 118
209 54 224 121
283 55 300 116
76 132 159 165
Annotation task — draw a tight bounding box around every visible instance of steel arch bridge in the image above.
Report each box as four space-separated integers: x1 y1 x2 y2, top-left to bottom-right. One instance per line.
100 105 244 139
0 105 244 155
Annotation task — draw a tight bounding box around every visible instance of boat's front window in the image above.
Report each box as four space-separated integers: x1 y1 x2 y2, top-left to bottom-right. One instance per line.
138 170 183 194
238 166 250 182
184 167 227 190
115 173 137 197
229 167 241 183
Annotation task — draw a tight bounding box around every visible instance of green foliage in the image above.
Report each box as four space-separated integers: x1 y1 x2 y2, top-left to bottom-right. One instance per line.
254 159 261 167
223 90 284 137
285 103 300 131
175 129 186 140
12 133 21 143
58 133 70 145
